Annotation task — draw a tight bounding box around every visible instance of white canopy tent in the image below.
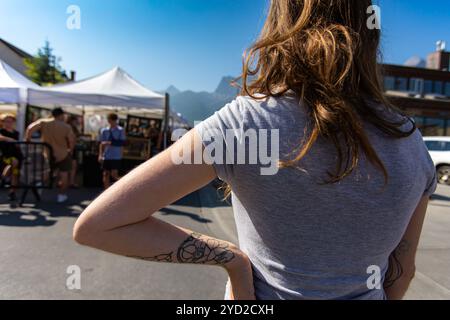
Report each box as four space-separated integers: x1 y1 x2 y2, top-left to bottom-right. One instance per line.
28 66 171 148
0 59 40 103
0 59 40 136
0 63 180 147
28 67 165 109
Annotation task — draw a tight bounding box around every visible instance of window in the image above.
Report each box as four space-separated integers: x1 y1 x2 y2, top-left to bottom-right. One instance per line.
410 78 424 94
383 76 395 91
434 81 443 94
424 80 433 94
445 82 450 97
445 142 450 151
395 77 408 91
425 141 445 151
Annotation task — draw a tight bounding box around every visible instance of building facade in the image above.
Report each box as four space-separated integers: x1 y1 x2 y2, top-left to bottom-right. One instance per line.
1 38 449 136
0 38 32 77
382 45 450 137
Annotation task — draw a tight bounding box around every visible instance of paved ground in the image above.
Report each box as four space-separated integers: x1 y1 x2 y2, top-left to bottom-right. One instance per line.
0 183 449 300
404 184 450 299
0 186 235 300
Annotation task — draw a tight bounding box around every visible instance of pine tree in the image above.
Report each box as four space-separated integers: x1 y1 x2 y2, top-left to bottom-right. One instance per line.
24 41 68 86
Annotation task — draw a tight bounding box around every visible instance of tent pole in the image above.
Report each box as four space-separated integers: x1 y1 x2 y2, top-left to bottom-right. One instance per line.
163 93 170 150
82 105 86 135
16 103 27 140
16 88 28 140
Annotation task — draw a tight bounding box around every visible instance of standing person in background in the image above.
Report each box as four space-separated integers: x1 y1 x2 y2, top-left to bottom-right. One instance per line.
0 114 23 208
67 115 81 188
98 113 126 189
25 108 75 204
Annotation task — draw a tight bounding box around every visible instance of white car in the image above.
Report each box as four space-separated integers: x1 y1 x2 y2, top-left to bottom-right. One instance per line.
423 137 450 185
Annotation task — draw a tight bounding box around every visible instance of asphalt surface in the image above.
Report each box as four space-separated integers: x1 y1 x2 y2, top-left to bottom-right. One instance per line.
0 186 235 300
0 183 449 300
404 184 450 299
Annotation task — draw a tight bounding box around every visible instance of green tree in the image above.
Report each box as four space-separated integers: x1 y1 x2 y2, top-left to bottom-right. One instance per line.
24 41 68 86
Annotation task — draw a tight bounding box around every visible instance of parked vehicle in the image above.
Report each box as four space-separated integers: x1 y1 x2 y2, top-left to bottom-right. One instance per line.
423 137 450 185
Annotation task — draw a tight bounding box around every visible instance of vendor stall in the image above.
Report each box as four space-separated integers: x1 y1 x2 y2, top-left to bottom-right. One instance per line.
1 62 186 187
26 66 171 187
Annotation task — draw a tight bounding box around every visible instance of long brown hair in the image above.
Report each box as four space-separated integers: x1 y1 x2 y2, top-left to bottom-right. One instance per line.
237 0 415 187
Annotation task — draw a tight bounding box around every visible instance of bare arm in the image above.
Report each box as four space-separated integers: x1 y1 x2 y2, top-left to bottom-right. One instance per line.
0 134 15 142
67 129 76 152
383 195 430 300
25 121 42 141
74 129 255 300
98 140 109 161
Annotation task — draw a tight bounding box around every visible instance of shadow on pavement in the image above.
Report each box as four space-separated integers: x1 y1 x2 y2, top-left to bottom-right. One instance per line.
0 183 229 228
0 200 84 228
431 193 450 202
0 209 57 227
0 188 97 228
159 207 212 223
174 185 231 208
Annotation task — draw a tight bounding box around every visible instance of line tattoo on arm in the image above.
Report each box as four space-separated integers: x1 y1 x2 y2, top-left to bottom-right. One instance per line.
128 252 174 262
384 239 411 288
127 232 235 266
176 232 235 266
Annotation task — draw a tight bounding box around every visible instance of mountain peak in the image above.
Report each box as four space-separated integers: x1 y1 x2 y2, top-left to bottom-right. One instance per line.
166 85 181 96
214 76 239 96
404 56 426 68
169 76 240 125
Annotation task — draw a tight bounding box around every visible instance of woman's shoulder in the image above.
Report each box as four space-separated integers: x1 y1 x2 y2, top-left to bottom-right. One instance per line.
197 93 300 136
233 92 305 129
236 91 300 110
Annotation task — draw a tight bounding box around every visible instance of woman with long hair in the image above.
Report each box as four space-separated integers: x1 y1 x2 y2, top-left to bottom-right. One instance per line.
73 0 437 300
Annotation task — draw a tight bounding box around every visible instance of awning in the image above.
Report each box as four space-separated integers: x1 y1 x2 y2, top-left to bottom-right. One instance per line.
29 66 165 109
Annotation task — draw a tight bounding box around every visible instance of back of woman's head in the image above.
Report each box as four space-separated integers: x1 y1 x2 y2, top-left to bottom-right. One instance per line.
241 0 415 185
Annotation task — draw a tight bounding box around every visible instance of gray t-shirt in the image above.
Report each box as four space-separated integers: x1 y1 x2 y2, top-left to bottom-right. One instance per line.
195 93 437 300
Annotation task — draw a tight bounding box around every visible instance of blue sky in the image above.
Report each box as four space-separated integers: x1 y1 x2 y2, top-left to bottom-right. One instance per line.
0 0 449 92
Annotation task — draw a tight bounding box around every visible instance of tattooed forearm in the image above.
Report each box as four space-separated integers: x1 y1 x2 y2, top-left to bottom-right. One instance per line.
176 232 235 265
128 252 174 262
384 239 411 288
127 232 236 267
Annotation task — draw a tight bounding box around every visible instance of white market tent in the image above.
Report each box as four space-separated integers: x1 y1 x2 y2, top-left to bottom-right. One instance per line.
0 59 40 136
0 63 183 146
0 59 40 103
28 66 173 147
29 66 165 109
